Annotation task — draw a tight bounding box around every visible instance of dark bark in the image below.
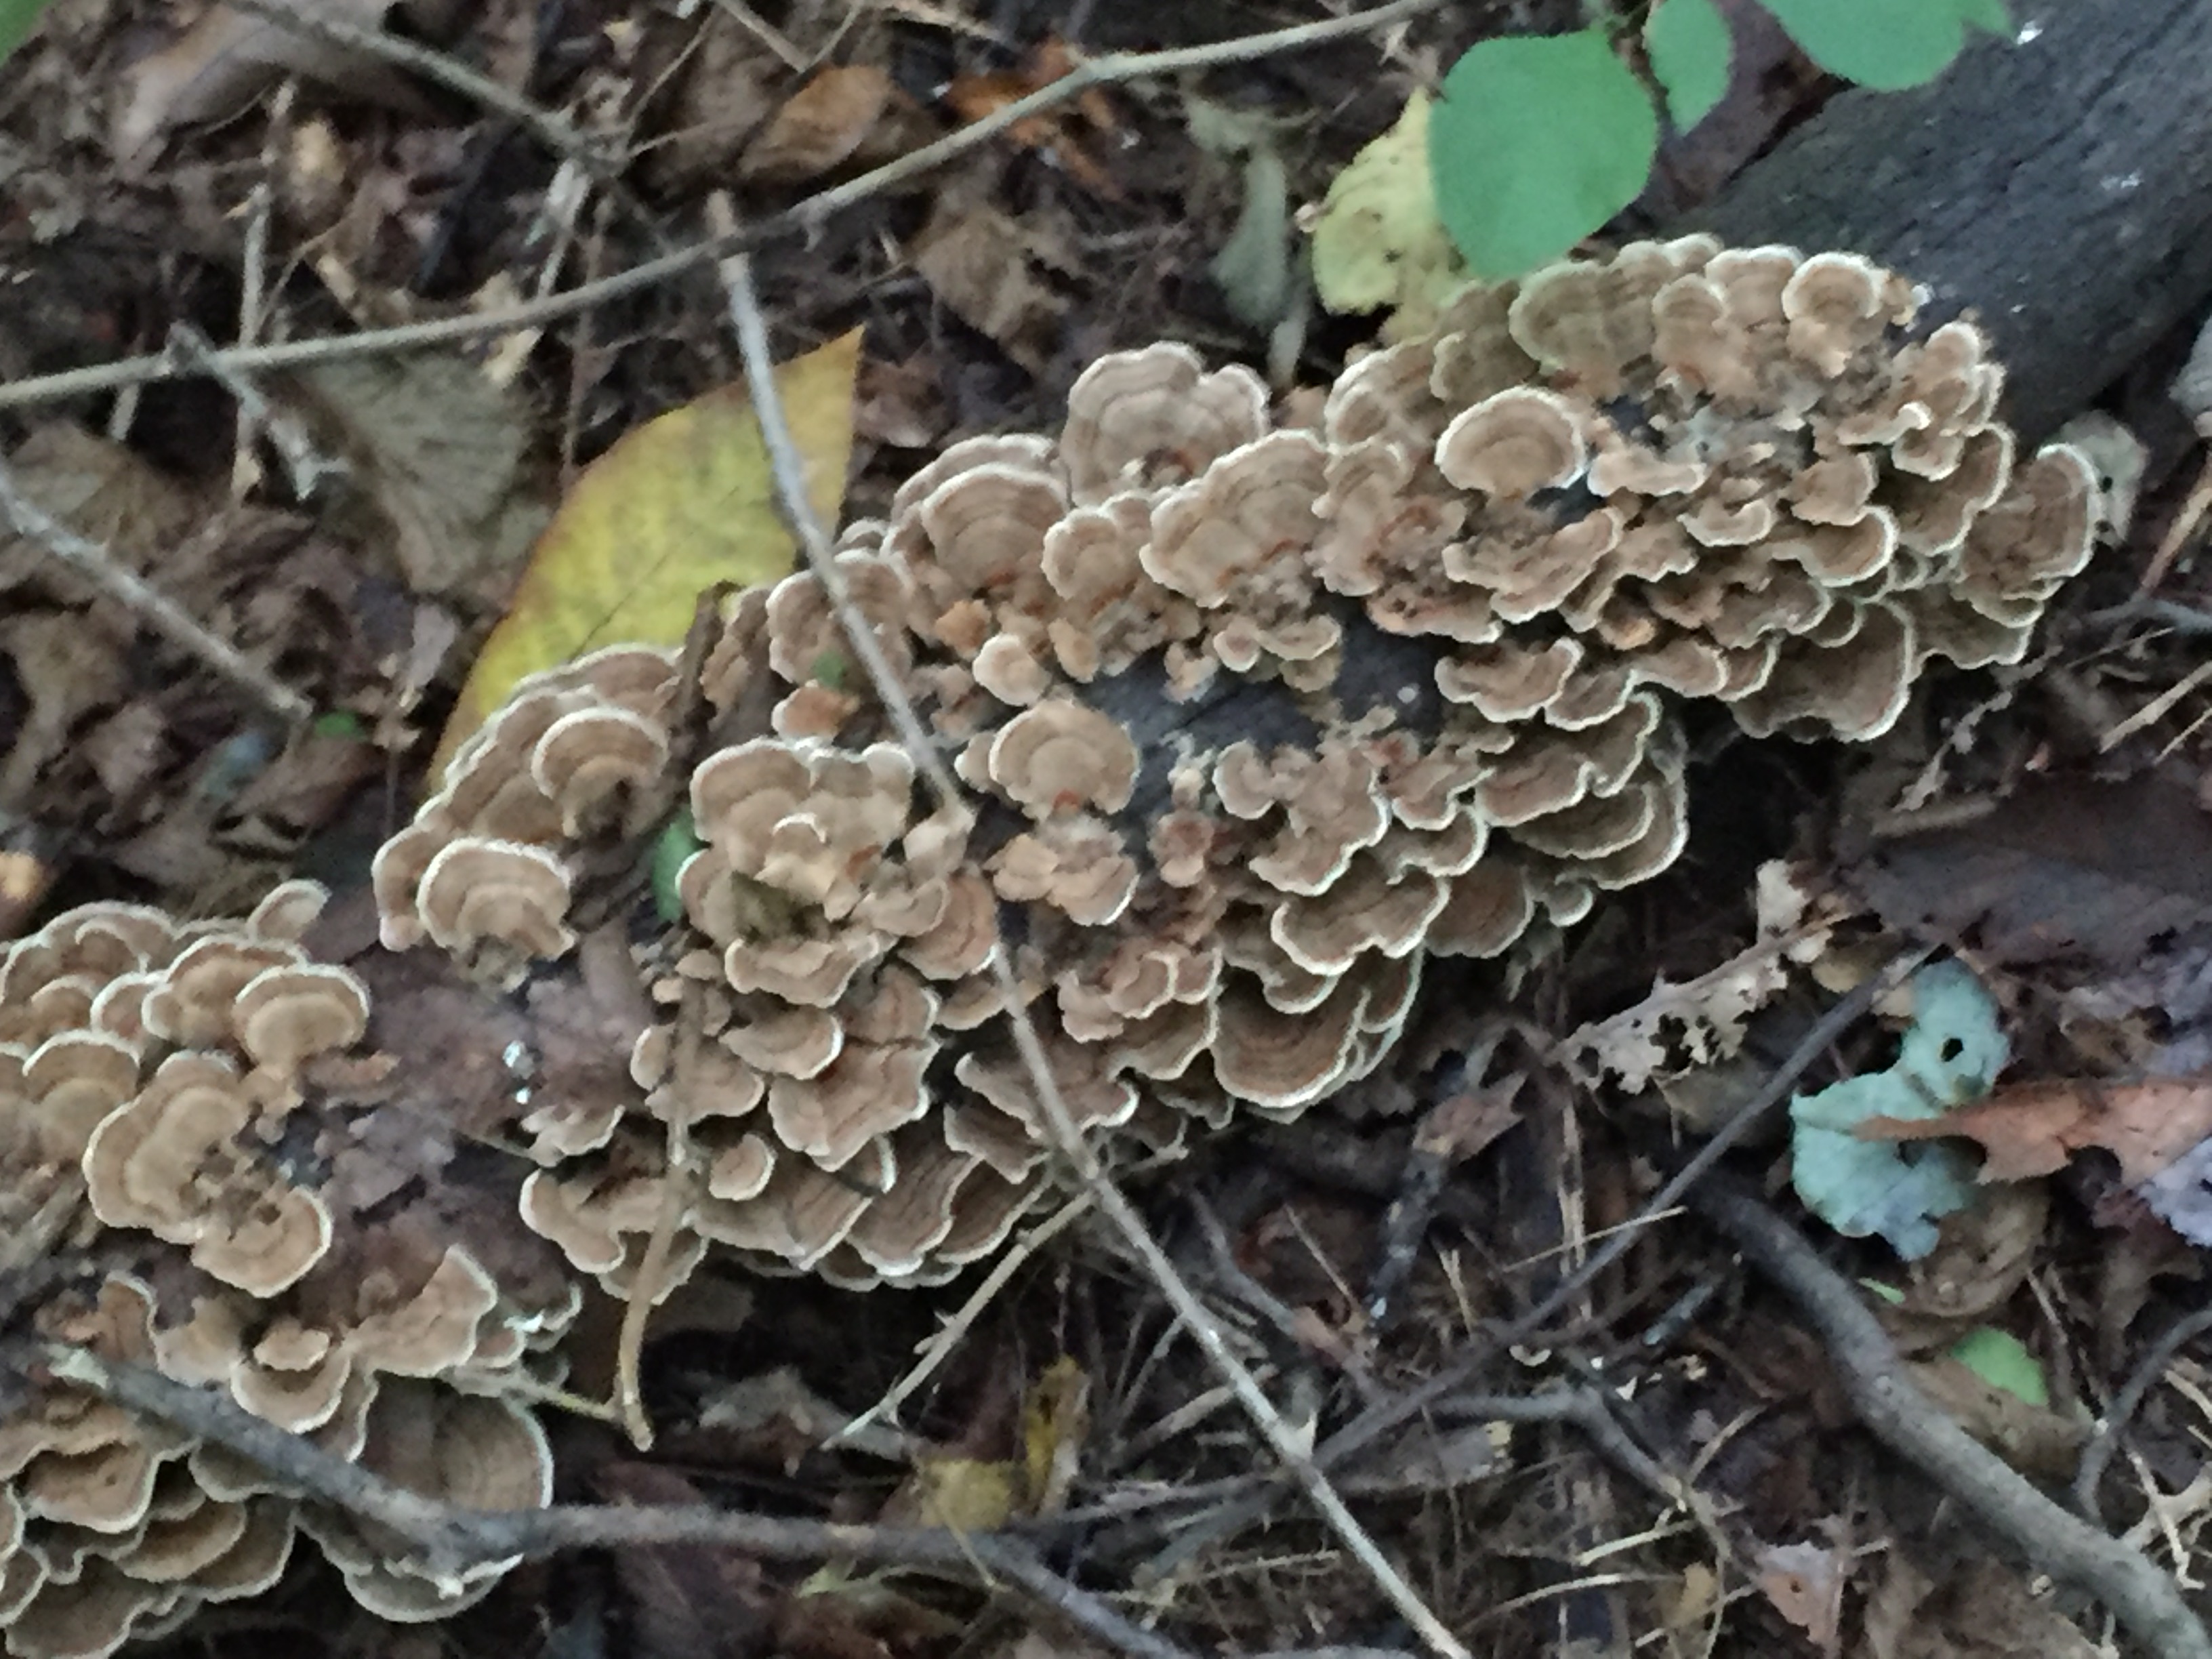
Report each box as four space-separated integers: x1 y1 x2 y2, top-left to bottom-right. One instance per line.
1681 0 2212 443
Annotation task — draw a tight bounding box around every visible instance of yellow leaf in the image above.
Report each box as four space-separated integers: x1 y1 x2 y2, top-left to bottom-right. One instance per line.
1020 1356 1089 1514
1309 91 1467 337
905 1456 1020 1533
433 328 862 774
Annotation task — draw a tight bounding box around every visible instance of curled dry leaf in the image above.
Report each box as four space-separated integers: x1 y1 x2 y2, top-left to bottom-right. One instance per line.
941 37 1122 200
1754 1540 1846 1649
739 63 931 186
290 354 546 597
1862 1076 2212 1185
909 199 1069 375
112 0 434 174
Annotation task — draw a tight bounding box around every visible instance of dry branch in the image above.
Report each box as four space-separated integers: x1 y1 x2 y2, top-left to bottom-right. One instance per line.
1694 1179 2212 1659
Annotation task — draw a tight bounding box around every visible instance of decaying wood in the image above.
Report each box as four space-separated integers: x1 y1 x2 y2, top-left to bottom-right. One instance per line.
1686 0 2212 442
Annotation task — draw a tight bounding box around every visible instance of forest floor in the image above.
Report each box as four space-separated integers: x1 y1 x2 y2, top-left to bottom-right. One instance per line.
5 1 2212 1657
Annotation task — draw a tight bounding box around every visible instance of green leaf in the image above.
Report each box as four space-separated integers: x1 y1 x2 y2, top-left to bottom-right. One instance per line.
1429 28 1660 279
311 710 367 740
651 809 703 925
1790 960 2008 1258
0 0 52 62
1947 1326 2048 1406
1753 0 2009 91
1645 0 1734 129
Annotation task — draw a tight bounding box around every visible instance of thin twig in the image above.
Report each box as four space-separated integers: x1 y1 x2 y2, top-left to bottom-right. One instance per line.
0 0 1448 413
1694 1179 2212 1659
712 233 1469 1659
16 1338 1190 1659
2076 1305 2212 1523
2087 597 2212 636
0 457 312 724
2100 656 2212 750
169 325 346 501
1135 947 1929 1563
220 0 617 174
615 979 708 1449
230 80 289 498
837 1191 1095 1446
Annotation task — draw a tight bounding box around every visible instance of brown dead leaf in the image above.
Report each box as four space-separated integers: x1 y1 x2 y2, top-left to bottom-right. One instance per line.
909 199 1067 373
1755 1539 1846 1652
112 0 434 174
1850 775 2212 968
739 64 931 186
852 352 949 451
0 424 203 588
1908 1353 2088 1477
595 1462 778 1659
644 12 787 192
1415 1076 1522 1162
0 610 126 808
289 354 547 597
1893 1182 2046 1328
941 38 1122 199
1863 1076 2212 1184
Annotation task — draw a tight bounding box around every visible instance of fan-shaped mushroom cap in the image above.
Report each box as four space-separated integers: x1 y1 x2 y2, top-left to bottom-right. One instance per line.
1141 432 1327 603
981 702 1139 819
229 964 369 1085
1060 343 1271 504
1781 251 1911 377
362 239 2094 1296
1435 388 1588 498
83 1052 333 1296
528 706 668 837
415 839 575 976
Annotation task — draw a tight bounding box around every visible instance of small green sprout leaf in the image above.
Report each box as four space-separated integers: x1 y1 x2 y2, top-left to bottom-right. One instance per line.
651 809 703 925
0 0 54 64
312 710 367 741
1645 0 1734 129
1752 0 2009 91
1429 28 1659 279
1946 1325 2048 1406
811 649 849 691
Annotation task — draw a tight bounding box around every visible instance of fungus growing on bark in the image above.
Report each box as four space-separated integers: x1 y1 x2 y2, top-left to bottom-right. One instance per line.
0 901 571 1652
375 238 2093 1296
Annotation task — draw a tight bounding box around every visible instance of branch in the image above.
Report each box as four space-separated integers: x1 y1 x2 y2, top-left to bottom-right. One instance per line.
0 457 312 724
0 0 1448 413
17 1336 1194 1659
1693 1179 2212 1659
710 216 1469 1659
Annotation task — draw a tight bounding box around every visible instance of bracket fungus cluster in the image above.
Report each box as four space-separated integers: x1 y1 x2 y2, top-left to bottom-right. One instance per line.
0 237 2104 1651
0 888 571 1658
367 241 2095 1299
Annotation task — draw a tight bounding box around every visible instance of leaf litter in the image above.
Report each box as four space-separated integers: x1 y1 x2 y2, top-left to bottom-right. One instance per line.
11 0 2212 1655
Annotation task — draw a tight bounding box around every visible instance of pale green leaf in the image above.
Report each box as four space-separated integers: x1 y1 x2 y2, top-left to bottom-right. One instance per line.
1790 960 2009 1258
1430 29 1659 279
1753 0 2008 91
1947 1326 2048 1406
1309 91 1465 320
0 0 53 62
1645 0 1734 129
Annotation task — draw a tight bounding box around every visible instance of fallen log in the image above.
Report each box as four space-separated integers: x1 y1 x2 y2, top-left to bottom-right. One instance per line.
1683 0 2212 442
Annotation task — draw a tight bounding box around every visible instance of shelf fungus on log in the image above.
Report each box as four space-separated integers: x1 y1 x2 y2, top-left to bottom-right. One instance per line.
0 887 573 1659
369 240 2097 1298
